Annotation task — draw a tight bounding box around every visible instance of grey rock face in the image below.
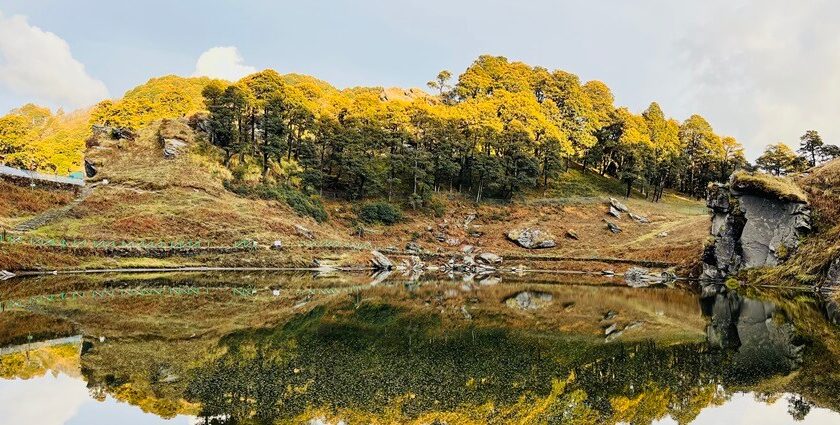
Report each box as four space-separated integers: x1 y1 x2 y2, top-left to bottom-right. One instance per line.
702 290 803 371
608 205 622 218
629 212 650 224
702 182 810 281
506 228 556 249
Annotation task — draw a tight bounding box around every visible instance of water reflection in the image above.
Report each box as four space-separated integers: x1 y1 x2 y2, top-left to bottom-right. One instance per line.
0 274 838 424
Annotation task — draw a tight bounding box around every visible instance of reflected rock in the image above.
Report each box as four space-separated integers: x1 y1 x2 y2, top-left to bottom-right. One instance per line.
504 291 553 310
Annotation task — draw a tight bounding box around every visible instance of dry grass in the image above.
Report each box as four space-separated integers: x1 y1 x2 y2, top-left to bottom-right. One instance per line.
0 180 74 226
731 171 807 203
755 159 840 285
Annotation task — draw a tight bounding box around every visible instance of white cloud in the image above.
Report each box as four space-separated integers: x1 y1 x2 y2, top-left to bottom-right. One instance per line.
192 46 256 81
675 0 840 159
0 11 109 110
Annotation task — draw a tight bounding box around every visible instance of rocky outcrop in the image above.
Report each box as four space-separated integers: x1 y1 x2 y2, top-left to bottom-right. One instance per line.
506 228 556 249
701 289 803 371
702 179 811 281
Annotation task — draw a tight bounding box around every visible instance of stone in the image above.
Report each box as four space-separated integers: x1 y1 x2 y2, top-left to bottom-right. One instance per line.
608 205 622 218
604 323 618 335
461 245 475 254
477 252 503 265
370 250 394 270
405 241 423 254
271 240 283 250
702 181 811 282
624 267 676 287
605 221 622 233
506 227 556 249
656 231 669 238
609 197 630 213
629 212 650 223
826 257 840 288
84 159 97 178
162 138 188 159
0 270 15 281
294 224 314 240
505 291 554 310
566 229 579 240
445 237 461 246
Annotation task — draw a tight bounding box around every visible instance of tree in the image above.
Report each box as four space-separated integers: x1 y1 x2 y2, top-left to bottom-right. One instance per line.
819 144 840 162
798 130 823 167
427 70 453 99
756 143 800 175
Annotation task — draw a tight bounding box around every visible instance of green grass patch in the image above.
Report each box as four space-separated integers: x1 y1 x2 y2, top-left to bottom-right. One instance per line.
226 182 328 223
731 171 807 203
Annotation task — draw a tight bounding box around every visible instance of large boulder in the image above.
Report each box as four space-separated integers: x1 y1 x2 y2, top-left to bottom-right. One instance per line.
370 251 394 270
506 228 556 249
702 174 811 282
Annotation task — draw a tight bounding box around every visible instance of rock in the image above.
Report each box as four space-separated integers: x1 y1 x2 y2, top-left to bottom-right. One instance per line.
506 227 556 249
477 252 503 265
0 270 15 281
162 138 188 159
370 250 394 270
271 240 283 250
609 197 629 213
826 257 840 288
294 224 314 240
623 267 677 287
505 291 553 310
629 212 650 224
602 270 615 276
434 232 447 242
463 212 477 228
702 178 811 282
405 241 423 254
656 231 669 238
461 245 475 254
602 310 617 321
84 159 97 178
605 221 622 233
445 237 461 246
608 205 622 218
566 229 579 240
604 323 618 335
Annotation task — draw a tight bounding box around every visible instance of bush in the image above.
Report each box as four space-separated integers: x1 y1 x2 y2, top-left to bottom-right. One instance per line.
225 182 328 222
358 202 403 225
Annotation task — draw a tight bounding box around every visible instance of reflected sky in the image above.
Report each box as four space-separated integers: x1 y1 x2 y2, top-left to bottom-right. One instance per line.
0 374 193 425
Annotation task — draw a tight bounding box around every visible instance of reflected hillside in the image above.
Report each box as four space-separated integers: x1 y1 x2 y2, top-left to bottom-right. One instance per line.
0 274 838 424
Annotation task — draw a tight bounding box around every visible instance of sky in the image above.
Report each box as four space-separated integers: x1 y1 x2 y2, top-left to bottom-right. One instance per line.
1 0 839 159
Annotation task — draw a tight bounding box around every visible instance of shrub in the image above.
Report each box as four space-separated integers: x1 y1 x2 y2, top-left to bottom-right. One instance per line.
225 182 328 222
358 202 403 225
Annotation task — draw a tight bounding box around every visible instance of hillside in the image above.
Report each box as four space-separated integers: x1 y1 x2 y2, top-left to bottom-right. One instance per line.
1 57 728 272
0 117 708 272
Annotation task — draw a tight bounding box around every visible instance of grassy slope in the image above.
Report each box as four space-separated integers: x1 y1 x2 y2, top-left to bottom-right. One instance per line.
755 159 840 286
0 119 708 271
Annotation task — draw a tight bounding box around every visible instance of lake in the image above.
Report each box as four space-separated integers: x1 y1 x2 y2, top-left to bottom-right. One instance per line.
1 271 839 424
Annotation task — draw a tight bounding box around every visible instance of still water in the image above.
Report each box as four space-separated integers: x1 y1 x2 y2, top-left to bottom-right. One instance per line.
1 272 839 424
